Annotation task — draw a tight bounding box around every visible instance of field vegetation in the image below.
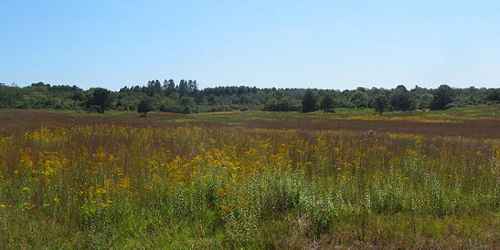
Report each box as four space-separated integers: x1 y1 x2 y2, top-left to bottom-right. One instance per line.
0 109 499 248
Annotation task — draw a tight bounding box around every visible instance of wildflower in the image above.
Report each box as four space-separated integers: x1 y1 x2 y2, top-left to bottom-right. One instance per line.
118 177 130 189
22 202 33 211
216 188 226 198
42 166 56 177
100 199 113 208
19 151 33 169
95 187 106 195
94 147 110 162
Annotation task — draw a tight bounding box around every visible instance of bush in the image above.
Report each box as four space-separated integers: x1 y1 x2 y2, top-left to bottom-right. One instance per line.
137 98 154 116
390 85 415 111
430 85 455 110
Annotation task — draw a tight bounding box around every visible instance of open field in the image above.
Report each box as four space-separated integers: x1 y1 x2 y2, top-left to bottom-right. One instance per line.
1 108 500 249
3 105 500 138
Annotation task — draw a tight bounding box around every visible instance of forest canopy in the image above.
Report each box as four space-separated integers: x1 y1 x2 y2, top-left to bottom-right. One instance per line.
1 80 499 113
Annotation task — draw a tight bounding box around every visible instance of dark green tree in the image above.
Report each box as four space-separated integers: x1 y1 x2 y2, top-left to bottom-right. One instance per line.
179 96 196 114
264 97 300 112
86 88 112 113
486 89 500 103
390 85 415 111
320 95 334 112
350 90 369 108
178 80 188 97
165 79 176 95
302 90 318 113
137 98 154 117
430 85 454 110
373 95 388 114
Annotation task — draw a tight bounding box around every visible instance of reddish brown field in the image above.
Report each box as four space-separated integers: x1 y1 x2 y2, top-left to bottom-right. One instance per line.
246 118 500 138
2 109 500 138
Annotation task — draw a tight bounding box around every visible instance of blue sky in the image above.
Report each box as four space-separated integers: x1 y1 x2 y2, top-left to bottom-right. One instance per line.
1 1 499 90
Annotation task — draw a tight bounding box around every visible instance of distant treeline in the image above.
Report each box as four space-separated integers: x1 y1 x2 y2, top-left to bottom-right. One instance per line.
1 80 500 114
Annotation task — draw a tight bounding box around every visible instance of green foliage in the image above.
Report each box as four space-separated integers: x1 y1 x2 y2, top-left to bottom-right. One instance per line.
373 95 388 114
391 85 416 111
486 89 500 103
264 97 301 112
0 85 22 108
430 85 455 110
302 90 318 113
320 95 335 112
350 88 370 108
137 98 154 116
1 81 500 113
86 88 112 113
178 97 197 114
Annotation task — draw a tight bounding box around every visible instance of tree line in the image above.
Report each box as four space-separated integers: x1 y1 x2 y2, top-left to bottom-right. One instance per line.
1 80 500 114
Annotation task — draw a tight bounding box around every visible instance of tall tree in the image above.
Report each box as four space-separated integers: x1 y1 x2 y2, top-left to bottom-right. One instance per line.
487 89 500 103
350 90 369 108
179 96 196 114
320 95 334 112
390 85 415 111
430 85 454 110
86 88 112 113
373 95 388 114
302 90 318 113
178 80 188 97
137 98 154 117
165 79 176 96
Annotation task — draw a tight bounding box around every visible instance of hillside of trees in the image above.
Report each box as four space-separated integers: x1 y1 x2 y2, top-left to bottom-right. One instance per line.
1 80 500 114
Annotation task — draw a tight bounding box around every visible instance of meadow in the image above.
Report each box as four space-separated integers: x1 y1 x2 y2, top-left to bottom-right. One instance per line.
0 108 499 249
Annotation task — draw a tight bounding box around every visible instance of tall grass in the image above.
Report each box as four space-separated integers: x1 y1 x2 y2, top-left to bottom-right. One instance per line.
0 125 499 248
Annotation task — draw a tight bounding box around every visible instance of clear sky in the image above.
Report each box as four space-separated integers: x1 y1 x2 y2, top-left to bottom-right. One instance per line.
1 1 499 90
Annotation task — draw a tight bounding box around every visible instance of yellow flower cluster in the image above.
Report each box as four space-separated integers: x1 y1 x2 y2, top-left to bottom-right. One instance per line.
0 124 498 221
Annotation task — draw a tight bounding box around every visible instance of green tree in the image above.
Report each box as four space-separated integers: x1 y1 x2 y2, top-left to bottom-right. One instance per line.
179 96 196 114
178 80 188 97
416 93 434 110
164 79 176 96
86 88 111 113
390 85 415 111
320 95 334 112
137 98 154 117
430 85 455 110
373 95 388 114
264 97 300 112
302 90 318 113
486 89 500 103
350 90 369 108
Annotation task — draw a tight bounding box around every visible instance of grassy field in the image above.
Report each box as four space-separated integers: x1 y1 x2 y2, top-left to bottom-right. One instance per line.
0 107 500 249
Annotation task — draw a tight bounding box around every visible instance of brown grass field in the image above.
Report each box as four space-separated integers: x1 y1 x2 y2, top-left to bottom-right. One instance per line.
2 109 500 138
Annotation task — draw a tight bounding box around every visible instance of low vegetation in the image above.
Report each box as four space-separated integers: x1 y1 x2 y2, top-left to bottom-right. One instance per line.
0 110 499 248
